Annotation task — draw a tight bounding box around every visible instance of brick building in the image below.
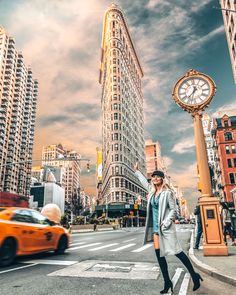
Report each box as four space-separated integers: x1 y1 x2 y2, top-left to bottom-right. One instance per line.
213 111 236 202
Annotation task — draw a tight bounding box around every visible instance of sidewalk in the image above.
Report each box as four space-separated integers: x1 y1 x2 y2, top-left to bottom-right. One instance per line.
71 227 117 233
189 230 236 287
70 224 121 234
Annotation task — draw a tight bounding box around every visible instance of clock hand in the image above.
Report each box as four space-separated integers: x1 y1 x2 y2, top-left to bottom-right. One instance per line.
190 86 197 99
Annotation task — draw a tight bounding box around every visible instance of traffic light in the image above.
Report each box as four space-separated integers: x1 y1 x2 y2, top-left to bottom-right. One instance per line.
87 162 90 172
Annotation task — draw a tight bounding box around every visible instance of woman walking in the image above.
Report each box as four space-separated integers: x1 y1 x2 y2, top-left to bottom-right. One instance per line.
135 164 203 294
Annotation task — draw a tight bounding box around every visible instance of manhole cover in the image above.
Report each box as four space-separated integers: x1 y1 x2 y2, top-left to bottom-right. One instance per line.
88 263 133 273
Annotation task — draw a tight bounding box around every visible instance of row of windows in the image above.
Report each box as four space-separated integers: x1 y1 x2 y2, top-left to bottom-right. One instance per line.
225 144 236 154
109 191 133 203
109 37 140 81
110 165 140 178
107 43 141 89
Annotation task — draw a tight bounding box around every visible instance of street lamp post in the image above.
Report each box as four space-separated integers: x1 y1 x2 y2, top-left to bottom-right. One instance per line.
172 69 228 256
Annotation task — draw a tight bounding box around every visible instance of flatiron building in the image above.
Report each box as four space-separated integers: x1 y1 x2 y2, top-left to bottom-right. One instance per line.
99 4 147 205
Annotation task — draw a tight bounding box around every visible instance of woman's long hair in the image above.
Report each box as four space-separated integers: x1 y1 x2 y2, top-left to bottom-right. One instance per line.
150 178 171 195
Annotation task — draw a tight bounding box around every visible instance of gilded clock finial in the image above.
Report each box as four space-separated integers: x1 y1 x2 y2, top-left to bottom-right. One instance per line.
186 69 199 77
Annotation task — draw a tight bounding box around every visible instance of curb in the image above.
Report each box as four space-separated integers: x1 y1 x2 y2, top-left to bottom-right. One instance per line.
188 229 236 287
71 228 117 234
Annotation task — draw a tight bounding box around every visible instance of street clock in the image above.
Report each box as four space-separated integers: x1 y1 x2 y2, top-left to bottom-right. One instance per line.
171 70 227 256
172 69 216 113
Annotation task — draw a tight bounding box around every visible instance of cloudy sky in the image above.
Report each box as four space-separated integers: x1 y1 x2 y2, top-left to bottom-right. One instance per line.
1 0 235 212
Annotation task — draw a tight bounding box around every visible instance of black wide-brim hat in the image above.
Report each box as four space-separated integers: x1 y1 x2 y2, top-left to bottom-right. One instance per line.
151 170 165 178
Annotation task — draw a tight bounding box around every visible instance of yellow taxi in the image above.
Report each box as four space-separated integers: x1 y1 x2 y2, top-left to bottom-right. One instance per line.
0 207 70 267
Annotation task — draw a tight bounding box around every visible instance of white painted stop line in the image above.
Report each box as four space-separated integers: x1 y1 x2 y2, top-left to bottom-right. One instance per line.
0 263 38 274
25 260 78 266
131 244 152 252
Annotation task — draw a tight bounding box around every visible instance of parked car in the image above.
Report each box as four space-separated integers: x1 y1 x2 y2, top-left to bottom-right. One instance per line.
0 207 70 267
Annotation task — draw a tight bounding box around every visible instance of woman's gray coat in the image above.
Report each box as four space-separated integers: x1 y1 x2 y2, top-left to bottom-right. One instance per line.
135 171 182 257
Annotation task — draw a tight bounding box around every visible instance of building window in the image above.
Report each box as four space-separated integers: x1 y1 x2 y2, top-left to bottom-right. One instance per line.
228 159 232 168
225 145 230 154
114 123 118 130
232 145 236 153
115 191 119 201
224 120 229 127
115 166 119 174
234 158 236 167
229 173 235 184
115 154 119 161
114 143 118 151
115 178 119 187
233 44 236 59
224 132 232 141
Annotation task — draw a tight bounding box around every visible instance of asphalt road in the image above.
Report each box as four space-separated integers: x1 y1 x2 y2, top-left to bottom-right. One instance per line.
0 225 235 295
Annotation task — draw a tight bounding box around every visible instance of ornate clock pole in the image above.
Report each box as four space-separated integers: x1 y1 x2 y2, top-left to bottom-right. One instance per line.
172 69 228 256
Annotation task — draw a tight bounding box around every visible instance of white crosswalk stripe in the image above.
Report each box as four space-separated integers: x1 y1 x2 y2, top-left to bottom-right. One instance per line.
122 238 136 243
88 243 119 251
172 268 184 288
70 242 86 247
131 244 153 252
109 243 136 252
178 273 190 295
68 242 102 251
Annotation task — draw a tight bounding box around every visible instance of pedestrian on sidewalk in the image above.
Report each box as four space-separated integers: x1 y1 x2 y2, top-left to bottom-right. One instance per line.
135 163 203 294
221 202 235 246
194 204 203 250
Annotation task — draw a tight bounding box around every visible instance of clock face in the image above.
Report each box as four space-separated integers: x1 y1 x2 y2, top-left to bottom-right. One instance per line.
178 77 211 106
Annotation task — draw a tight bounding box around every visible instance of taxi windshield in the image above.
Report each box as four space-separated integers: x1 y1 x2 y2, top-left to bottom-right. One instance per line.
0 208 6 212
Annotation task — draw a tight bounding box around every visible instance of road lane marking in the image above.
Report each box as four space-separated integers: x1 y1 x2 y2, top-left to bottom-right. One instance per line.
172 268 184 288
131 244 152 252
122 238 136 243
88 243 119 251
110 243 136 252
25 260 78 266
0 263 38 274
70 242 86 247
178 273 190 295
68 242 102 251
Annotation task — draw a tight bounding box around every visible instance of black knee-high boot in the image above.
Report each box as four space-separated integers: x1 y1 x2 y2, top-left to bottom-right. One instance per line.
175 251 203 291
155 249 173 294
